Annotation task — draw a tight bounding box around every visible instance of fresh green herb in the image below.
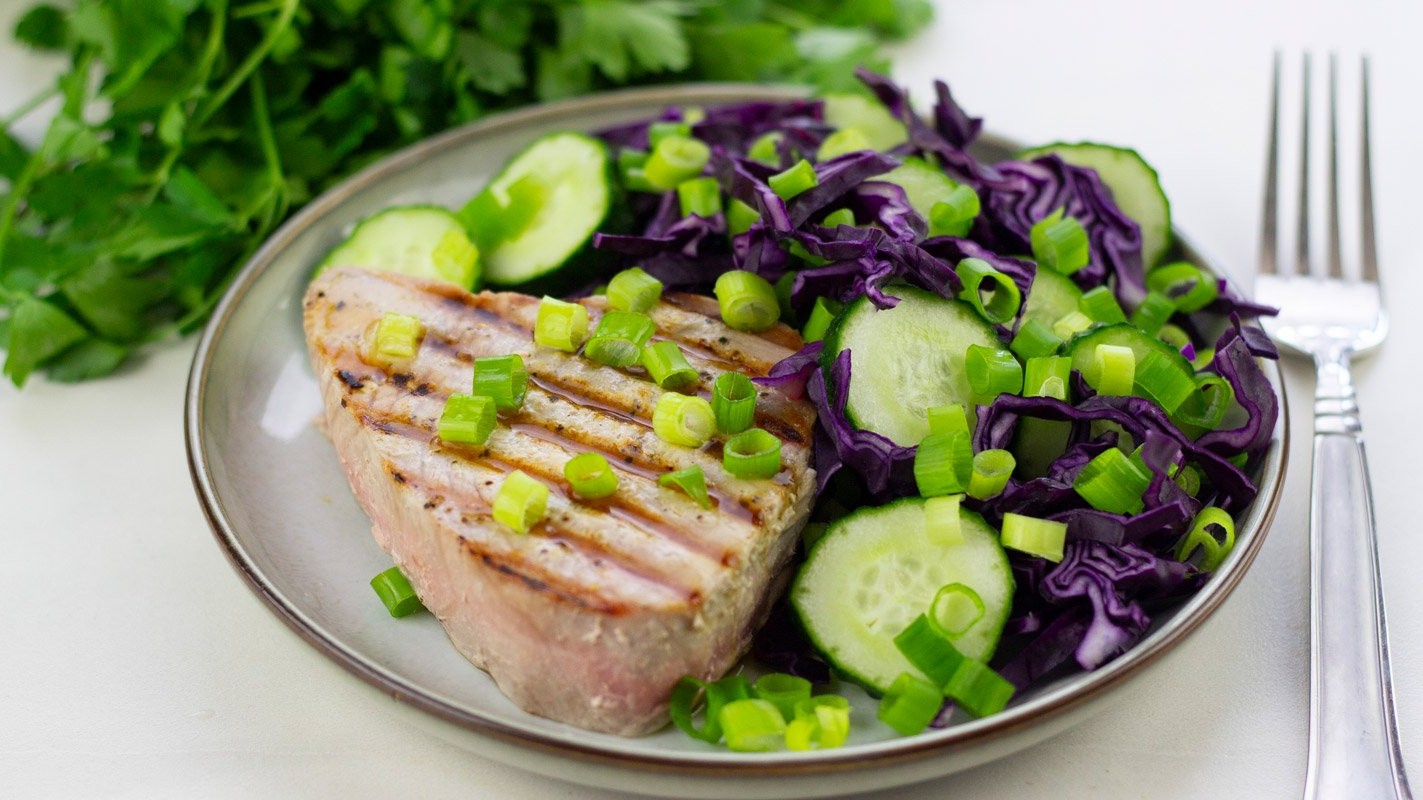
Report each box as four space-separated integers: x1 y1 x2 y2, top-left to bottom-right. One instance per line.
0 0 932 386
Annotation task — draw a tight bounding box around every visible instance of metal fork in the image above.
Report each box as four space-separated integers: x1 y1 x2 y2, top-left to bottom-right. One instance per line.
1256 53 1411 799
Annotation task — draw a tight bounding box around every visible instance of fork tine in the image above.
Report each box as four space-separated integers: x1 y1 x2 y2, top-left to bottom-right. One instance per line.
1294 53 1312 276
1324 54 1344 278
1360 55 1380 283
1259 52 1281 276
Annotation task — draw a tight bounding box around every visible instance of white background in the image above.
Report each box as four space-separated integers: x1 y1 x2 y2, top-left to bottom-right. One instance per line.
2 0 1420 797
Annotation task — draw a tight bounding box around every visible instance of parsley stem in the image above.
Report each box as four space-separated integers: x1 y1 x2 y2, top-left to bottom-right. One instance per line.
0 87 59 131
249 70 283 186
191 0 298 131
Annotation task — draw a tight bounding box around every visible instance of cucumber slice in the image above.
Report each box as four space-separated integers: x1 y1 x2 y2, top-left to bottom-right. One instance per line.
821 93 908 152
822 286 998 446
459 132 613 291
877 157 957 217
1064 322 1194 398
791 498 1014 694
1018 142 1173 268
317 206 480 289
1021 266 1083 331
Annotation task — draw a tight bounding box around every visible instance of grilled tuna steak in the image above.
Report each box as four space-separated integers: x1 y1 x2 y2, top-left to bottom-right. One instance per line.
303 266 817 735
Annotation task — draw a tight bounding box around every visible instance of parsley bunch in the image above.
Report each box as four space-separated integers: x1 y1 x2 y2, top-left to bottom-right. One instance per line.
0 0 931 387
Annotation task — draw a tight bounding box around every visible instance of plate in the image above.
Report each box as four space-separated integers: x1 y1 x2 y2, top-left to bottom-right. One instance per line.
185 84 1288 798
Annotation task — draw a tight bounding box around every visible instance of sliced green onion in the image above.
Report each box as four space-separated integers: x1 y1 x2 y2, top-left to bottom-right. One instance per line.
371 312 424 363
564 452 618 499
534 296 590 352
1148 261 1220 312
1023 355 1072 401
773 273 799 325
817 127 871 161
877 672 944 736
801 297 842 343
1009 318 1063 360
924 494 964 546
753 673 812 721
926 403 970 438
659 465 712 509
966 344 1024 400
786 696 851 750
584 310 656 368
472 354 528 411
1130 290 1176 337
1173 374 1234 435
768 158 818 200
492 470 549 534
747 131 783 165
727 198 760 236
1052 309 1095 340
720 698 787 752
1000 512 1068 562
669 674 752 743
928 184 981 238
1073 448 1150 515
943 658 1015 718
618 148 649 174
640 341 698 389
894 614 967 686
930 583 986 637
1133 349 1196 413
677 176 723 219
1077 286 1127 324
620 164 655 193
644 134 710 190
956 258 1023 325
712 371 757 434
1091 343 1136 396
725 428 782 479
1175 506 1236 571
914 431 973 497
1157 323 1192 352
1175 464 1203 497
648 120 692 149
606 267 664 313
1030 208 1090 275
820 208 855 228
714 270 780 332
967 449 1015 500
1191 346 1216 371
653 392 716 448
437 393 497 445
370 566 424 618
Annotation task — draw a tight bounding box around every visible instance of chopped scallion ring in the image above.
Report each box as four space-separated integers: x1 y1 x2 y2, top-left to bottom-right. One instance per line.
369 312 424 365
1073 448 1150 515
926 403 969 438
816 127 872 161
753 673 812 721
677 176 723 219
1133 349 1196 413
714 270 780 332
472 354 528 411
820 208 855 229
724 428 782 479
648 120 692 149
712 372 757 434
930 583 986 637
955 257 1022 324
1175 506 1236 571
876 672 943 736
1000 512 1068 562
966 448 1015 500
893 614 967 686
768 159 818 200
800 296 842 343
786 696 851 750
924 494 964 545
928 184 981 238
747 131 783 165
727 199 760 236
1077 286 1127 324
1156 323 1192 352
1148 261 1220 312
669 674 752 743
1023 355 1071 401
640 341 698 389
1052 309 1095 340
653 392 716 448
437 393 496 445
1130 290 1176 336
659 465 713 508
965 344 1024 400
492 470 549 535
534 296 589 352
913 431 972 497
1030 207 1090 275
370 566 425 618
1091 343 1136 396
563 452 618 499
719 698 787 752
1009 318 1063 360
943 658 1015 718
644 134 710 189
584 310 655 367
606 267 663 313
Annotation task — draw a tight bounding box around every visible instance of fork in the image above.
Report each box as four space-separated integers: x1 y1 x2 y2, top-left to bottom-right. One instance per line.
1256 53 1412 799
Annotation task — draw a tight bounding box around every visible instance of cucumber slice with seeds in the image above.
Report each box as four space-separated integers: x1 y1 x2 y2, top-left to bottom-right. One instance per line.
792 498 1014 694
822 286 998 447
1018 142 1173 268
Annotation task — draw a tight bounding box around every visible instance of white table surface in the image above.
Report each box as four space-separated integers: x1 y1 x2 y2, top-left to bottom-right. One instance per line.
3 1 1419 797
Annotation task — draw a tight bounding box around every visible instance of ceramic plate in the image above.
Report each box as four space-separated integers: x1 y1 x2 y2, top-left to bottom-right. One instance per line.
185 84 1288 798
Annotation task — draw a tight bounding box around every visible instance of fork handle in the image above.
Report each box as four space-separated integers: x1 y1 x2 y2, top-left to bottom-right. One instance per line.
1305 353 1412 799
